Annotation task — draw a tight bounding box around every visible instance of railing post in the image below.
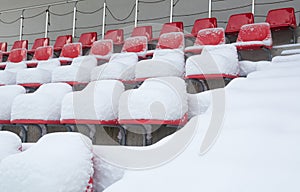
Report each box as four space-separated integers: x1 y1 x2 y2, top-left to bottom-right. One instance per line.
208 0 212 18
45 7 49 38
134 0 139 27
72 1 78 38
102 1 106 39
170 0 173 22
252 0 255 14
19 10 24 40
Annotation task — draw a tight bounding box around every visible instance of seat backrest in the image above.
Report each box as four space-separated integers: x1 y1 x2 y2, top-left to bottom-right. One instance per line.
191 17 217 37
159 22 184 36
53 35 72 50
194 28 225 46
89 39 113 57
104 29 124 45
0 42 7 52
225 13 254 34
131 26 153 41
78 32 97 47
33 46 53 61
60 43 82 58
7 48 27 63
11 40 28 50
122 36 148 54
237 23 272 43
157 32 184 50
30 38 49 51
266 7 297 29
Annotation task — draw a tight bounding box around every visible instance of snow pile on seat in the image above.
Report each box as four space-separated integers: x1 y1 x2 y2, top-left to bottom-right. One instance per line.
0 131 22 161
186 44 239 76
0 132 94 192
52 55 97 83
119 77 187 120
0 62 26 85
61 80 124 121
102 55 300 192
16 59 60 84
90 39 113 61
239 60 271 76
122 36 148 57
91 52 138 81
135 49 185 79
0 85 25 121
11 83 72 121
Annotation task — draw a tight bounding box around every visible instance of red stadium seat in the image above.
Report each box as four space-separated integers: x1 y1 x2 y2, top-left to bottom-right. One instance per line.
131 25 153 41
89 39 113 62
157 32 184 50
26 46 53 68
53 35 72 52
0 42 7 52
0 48 27 69
27 37 50 55
189 17 217 37
11 40 28 50
78 32 97 49
122 36 148 58
104 29 124 45
58 43 82 65
159 22 183 36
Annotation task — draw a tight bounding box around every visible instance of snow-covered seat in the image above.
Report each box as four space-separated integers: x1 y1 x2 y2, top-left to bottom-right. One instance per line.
0 131 22 161
185 17 217 38
185 28 225 55
121 36 148 59
61 80 126 144
152 22 184 41
0 62 27 86
91 52 138 82
118 77 188 145
0 132 94 192
52 55 97 86
0 48 27 69
16 59 60 89
27 37 49 55
89 39 113 62
25 46 53 68
11 83 72 138
131 25 153 41
135 49 185 81
57 42 82 65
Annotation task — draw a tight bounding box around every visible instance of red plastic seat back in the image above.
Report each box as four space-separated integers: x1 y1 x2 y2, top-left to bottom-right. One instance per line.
54 35 72 50
11 40 28 50
159 22 184 36
195 28 225 46
90 39 113 56
0 42 7 52
122 36 147 53
225 13 254 34
78 32 97 48
7 48 27 63
157 32 184 49
191 17 217 37
266 7 297 29
31 38 49 51
33 46 53 61
60 43 82 58
131 26 153 41
104 29 124 45
237 23 271 42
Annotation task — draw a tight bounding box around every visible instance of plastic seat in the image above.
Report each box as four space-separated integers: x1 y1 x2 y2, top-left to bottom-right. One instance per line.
26 46 53 68
131 26 153 41
58 42 82 65
159 22 184 36
188 17 217 37
53 35 72 52
185 28 225 55
11 40 28 50
104 29 124 45
78 32 97 49
225 13 254 34
89 39 113 62
121 36 148 58
0 42 7 52
61 80 126 144
118 76 188 145
0 48 27 69
27 37 49 55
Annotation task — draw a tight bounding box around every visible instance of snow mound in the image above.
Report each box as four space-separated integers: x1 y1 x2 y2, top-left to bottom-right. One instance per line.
135 49 185 79
11 83 72 121
16 59 60 84
0 85 25 121
52 55 97 83
0 132 94 192
185 44 239 76
272 54 300 64
119 76 187 120
0 62 26 85
61 80 124 121
91 52 138 81
0 131 22 161
238 60 271 76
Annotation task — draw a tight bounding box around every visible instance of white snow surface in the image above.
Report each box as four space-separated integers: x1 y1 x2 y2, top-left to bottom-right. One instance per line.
0 85 25 120
0 62 27 85
102 56 300 192
91 52 138 81
185 44 239 76
281 49 300 55
11 83 72 121
52 55 97 83
61 80 124 121
238 60 271 76
135 49 185 79
0 131 22 161
16 59 60 84
0 132 94 192
118 76 187 120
